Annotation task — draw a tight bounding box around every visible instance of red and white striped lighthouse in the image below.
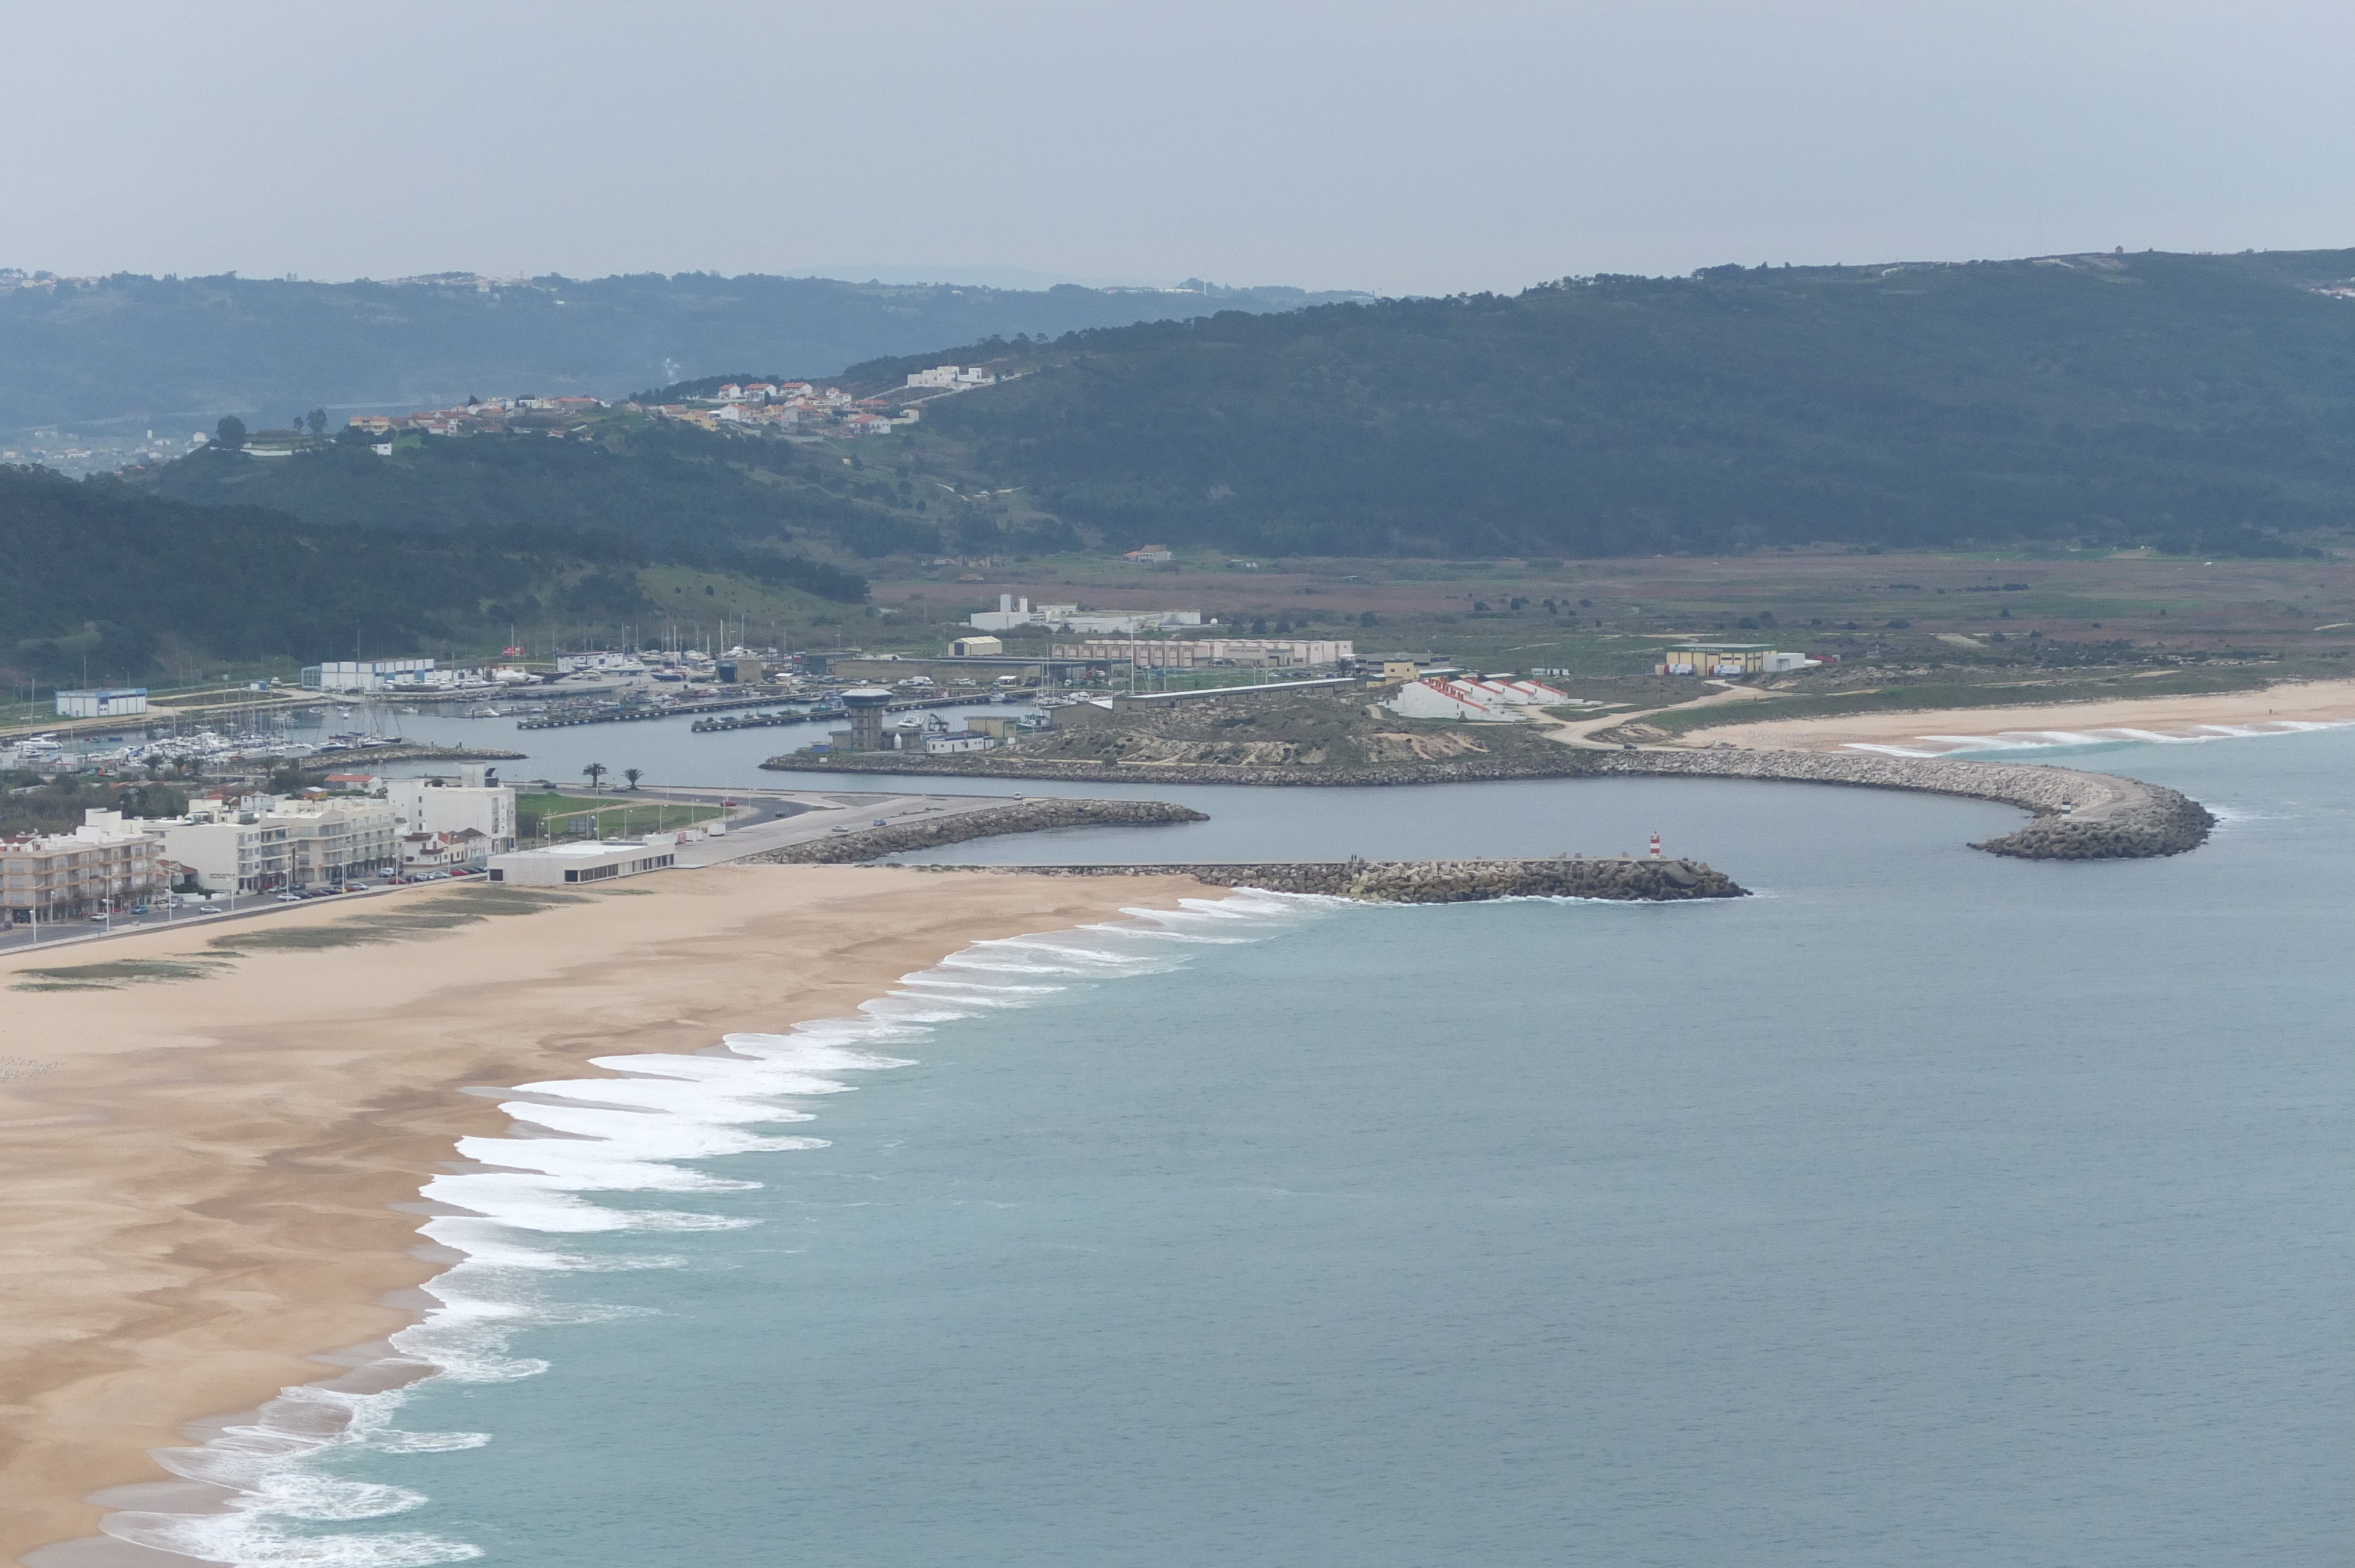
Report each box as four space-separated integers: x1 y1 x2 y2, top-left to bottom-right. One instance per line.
1648 832 1663 858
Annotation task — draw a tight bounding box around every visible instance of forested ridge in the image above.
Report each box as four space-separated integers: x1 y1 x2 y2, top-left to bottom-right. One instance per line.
0 463 865 685
895 248 2355 558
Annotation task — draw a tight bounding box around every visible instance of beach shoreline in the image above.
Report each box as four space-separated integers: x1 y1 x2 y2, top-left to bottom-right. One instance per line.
0 865 1213 1564
1675 676 2355 753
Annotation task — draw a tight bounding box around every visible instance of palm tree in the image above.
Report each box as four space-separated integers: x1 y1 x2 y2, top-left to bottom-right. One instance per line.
582 762 608 793
622 768 644 790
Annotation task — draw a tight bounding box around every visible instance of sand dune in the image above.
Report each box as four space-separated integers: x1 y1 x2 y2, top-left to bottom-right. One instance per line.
1679 677 2355 753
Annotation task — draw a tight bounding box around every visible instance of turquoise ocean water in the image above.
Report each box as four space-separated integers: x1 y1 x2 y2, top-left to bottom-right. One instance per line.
114 727 2353 1566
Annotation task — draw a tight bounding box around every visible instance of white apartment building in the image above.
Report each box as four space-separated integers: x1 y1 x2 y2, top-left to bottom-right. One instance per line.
106 794 392 892
145 808 293 895
384 770 517 853
2 826 162 921
270 798 401 885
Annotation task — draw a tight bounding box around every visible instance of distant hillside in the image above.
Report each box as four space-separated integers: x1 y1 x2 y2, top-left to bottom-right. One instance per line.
130 420 972 563
0 271 1367 433
889 248 2355 558
0 464 864 685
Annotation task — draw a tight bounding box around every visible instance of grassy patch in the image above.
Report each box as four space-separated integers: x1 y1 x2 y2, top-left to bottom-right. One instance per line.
205 886 586 953
516 791 723 840
12 958 233 991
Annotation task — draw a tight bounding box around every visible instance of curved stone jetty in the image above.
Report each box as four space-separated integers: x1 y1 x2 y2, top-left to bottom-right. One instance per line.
913 856 1745 903
759 751 1583 786
749 798 1208 864
1587 748 2213 859
758 740 2214 860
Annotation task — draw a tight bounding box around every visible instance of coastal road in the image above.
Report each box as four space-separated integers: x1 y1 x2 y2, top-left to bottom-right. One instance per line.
0 789 1033 958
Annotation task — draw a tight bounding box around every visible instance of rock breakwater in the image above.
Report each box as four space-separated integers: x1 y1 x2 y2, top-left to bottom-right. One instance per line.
747 797 1208 864
918 856 1746 903
1589 749 2213 859
759 740 2214 860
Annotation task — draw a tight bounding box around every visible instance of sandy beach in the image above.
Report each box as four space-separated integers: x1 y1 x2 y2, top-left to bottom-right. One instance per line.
0 864 1210 1563
1676 676 2355 753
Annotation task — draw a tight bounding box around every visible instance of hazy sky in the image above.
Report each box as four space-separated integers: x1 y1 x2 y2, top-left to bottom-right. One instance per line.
8 1 2351 295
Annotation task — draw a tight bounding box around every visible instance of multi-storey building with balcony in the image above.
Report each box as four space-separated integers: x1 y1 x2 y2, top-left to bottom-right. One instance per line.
270 799 400 885
1 829 161 921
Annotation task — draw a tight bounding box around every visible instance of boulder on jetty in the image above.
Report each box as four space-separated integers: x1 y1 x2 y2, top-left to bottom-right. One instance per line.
920 856 1746 903
1586 749 2213 860
749 797 1208 864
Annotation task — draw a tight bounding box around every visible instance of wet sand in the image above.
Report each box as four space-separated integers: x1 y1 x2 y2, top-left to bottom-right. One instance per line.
1678 677 2355 753
0 864 1210 1563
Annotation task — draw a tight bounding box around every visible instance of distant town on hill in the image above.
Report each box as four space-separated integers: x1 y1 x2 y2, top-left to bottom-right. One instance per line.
0 268 1370 443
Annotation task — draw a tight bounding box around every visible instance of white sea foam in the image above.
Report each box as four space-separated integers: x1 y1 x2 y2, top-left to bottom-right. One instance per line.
99 886 1335 1565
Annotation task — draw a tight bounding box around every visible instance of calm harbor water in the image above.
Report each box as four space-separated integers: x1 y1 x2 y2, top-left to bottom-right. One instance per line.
137 725 2353 1566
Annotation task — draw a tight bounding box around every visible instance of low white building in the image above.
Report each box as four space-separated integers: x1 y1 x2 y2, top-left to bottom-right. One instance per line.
401 828 490 870
924 730 994 755
55 687 148 718
905 365 998 389
301 658 436 693
487 841 677 887
970 594 1077 632
1384 675 1570 723
968 594 1205 634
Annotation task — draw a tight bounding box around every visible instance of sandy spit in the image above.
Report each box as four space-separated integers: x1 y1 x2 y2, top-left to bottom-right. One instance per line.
1679 676 2355 752
0 864 1212 1562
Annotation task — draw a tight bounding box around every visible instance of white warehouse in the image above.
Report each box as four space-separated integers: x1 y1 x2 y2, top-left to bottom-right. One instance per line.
302 659 436 693
487 841 676 886
1383 675 1570 722
55 688 148 718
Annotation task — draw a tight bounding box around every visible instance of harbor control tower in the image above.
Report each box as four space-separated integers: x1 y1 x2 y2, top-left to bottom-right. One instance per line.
838 687 894 752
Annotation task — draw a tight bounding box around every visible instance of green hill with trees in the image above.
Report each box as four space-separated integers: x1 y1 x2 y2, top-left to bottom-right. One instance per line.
0 464 865 687
137 420 910 570
875 248 2355 559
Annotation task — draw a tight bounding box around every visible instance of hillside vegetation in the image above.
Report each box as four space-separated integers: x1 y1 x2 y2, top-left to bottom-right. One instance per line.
891 248 2355 559
0 464 862 686
0 271 1364 433
137 422 899 577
